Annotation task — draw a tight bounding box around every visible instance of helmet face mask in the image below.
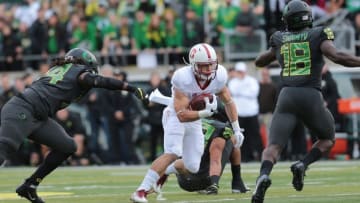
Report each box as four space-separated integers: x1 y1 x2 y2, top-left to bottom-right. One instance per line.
188 43 218 81
283 0 313 31
65 48 99 74
194 62 218 81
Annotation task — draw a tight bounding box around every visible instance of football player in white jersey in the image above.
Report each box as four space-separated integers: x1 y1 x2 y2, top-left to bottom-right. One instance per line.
131 43 244 203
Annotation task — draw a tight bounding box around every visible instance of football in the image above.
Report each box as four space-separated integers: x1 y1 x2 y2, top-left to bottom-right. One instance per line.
189 93 214 111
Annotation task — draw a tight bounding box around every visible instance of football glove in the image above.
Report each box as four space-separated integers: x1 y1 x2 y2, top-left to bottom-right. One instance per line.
198 97 217 118
233 129 244 148
134 87 147 101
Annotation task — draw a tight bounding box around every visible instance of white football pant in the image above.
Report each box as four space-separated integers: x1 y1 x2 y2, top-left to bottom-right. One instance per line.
162 107 204 173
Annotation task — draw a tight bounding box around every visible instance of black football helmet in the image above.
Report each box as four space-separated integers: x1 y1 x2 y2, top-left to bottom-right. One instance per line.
65 48 99 73
282 0 313 31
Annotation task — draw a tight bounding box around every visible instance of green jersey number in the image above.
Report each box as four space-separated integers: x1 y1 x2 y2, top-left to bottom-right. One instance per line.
202 121 215 146
280 42 311 76
46 64 71 84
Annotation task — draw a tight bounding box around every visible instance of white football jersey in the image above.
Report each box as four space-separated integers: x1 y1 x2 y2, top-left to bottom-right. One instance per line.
168 64 228 109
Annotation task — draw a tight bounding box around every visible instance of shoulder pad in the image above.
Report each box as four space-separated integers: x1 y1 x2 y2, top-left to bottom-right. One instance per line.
171 66 193 88
215 65 228 84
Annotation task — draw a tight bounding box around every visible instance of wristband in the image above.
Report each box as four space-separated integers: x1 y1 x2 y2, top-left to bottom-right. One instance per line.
198 109 211 118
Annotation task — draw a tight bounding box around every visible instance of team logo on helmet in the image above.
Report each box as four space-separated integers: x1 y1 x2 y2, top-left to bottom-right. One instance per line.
190 49 197 60
82 51 94 63
65 48 99 74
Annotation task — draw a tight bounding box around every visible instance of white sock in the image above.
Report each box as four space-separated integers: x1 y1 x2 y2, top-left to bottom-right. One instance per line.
165 162 178 175
137 169 160 191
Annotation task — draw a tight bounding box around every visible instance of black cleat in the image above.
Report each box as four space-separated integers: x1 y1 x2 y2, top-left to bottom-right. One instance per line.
232 179 250 193
197 183 219 195
251 175 272 203
290 161 306 191
16 182 45 203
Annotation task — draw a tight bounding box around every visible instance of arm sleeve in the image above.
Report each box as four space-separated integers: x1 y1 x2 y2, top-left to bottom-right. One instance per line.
78 72 136 92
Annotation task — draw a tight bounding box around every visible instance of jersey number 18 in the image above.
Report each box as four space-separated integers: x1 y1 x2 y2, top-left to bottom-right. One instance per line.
280 42 311 76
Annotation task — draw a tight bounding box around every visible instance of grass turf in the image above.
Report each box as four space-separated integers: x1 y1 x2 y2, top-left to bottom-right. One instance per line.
1 160 360 203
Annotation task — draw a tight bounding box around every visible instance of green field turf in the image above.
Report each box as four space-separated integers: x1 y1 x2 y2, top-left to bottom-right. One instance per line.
1 160 360 203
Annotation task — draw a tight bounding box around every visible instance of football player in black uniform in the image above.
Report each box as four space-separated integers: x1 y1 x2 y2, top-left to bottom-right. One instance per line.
176 118 249 195
251 1 360 203
0 48 147 203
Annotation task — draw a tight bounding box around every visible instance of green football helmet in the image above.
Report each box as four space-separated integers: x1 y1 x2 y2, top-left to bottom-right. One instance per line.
65 48 99 73
282 0 313 31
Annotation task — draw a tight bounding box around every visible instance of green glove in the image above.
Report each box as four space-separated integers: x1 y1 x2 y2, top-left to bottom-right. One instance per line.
134 87 146 100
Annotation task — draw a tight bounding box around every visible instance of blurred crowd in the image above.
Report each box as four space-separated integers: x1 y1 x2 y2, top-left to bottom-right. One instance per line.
0 0 360 71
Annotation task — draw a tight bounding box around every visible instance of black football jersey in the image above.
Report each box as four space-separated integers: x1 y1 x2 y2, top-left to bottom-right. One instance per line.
21 64 92 117
270 26 335 90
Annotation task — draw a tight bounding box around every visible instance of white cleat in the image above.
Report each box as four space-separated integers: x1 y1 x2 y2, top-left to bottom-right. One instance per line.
130 190 148 203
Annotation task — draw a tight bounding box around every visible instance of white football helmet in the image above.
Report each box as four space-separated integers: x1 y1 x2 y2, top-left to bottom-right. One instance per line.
188 43 218 81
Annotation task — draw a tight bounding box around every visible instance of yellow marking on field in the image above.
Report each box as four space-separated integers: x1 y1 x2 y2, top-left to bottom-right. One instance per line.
0 192 73 200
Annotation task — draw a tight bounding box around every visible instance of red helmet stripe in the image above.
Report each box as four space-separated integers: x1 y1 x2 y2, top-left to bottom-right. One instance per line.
201 44 211 59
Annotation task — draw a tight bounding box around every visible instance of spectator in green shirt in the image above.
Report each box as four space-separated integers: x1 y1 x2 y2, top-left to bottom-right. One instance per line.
183 8 205 48
101 12 120 66
117 14 137 65
118 0 140 24
93 1 111 50
189 0 205 17
133 10 151 50
347 0 360 13
69 16 97 51
146 14 166 49
45 12 66 56
216 0 241 45
163 9 184 65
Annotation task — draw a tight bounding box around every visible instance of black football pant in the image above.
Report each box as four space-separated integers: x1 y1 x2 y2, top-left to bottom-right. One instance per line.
0 97 76 183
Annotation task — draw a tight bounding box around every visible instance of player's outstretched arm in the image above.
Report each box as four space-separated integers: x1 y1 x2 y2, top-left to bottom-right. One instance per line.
321 40 360 67
255 47 276 67
77 72 147 100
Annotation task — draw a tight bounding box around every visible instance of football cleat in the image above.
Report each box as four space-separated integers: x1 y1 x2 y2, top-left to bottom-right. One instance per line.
197 183 219 195
130 190 149 203
251 174 272 203
290 161 307 191
16 182 45 203
232 179 251 193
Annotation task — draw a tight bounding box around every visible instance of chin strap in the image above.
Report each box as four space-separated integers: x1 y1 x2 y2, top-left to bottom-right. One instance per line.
182 56 190 65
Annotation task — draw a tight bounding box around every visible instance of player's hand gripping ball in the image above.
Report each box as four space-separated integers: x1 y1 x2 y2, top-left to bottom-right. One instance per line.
189 93 214 111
